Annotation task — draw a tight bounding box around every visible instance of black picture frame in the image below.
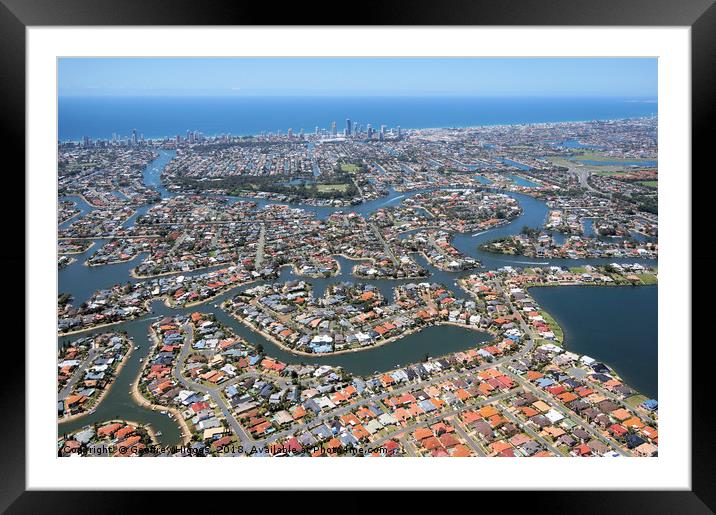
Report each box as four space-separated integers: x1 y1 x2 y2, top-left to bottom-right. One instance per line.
3 0 713 511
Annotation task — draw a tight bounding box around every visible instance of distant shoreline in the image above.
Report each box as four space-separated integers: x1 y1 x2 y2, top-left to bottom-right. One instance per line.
57 101 658 143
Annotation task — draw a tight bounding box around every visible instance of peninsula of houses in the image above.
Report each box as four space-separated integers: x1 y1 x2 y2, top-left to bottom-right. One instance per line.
58 116 658 457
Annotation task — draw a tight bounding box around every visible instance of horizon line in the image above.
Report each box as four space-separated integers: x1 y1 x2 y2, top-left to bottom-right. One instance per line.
58 93 659 100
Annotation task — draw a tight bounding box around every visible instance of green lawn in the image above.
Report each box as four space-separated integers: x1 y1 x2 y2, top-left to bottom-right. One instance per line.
546 157 577 168
573 152 650 163
638 181 658 188
625 394 648 408
638 273 658 285
339 163 360 173
316 183 350 193
594 170 626 177
539 310 564 343
534 338 556 347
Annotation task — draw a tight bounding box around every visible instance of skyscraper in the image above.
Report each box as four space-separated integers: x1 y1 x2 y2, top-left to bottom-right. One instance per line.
346 118 352 136
131 129 138 146
331 121 337 136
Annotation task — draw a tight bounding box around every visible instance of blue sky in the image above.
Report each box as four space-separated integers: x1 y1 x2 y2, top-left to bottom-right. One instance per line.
58 58 657 98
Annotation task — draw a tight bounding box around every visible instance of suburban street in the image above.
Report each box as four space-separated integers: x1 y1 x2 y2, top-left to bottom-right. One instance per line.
58 346 98 400
173 324 253 447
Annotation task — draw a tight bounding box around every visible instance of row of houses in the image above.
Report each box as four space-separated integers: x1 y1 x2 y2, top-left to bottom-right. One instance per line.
58 332 130 418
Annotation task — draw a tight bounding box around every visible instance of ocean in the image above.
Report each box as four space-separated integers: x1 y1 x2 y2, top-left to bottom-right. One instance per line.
58 96 658 141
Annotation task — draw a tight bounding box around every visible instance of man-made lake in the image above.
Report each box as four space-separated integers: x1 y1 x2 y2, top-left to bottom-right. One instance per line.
529 285 657 399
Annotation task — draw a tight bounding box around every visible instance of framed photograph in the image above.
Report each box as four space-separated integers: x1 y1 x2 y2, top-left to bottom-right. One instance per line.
4 0 714 510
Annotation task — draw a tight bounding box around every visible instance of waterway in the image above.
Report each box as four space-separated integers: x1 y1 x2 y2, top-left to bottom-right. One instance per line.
142 149 176 197
58 317 186 443
509 175 540 188
529 285 657 399
58 149 658 443
58 96 659 142
501 159 532 171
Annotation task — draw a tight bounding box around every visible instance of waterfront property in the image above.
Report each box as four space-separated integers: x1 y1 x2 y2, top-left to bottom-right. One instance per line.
58 114 658 458
57 332 132 420
58 420 157 457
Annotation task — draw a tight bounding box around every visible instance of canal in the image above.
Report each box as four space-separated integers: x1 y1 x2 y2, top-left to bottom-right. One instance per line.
58 150 659 444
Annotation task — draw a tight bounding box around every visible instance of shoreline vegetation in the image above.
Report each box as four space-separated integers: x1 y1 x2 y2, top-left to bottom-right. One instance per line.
524 282 657 386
